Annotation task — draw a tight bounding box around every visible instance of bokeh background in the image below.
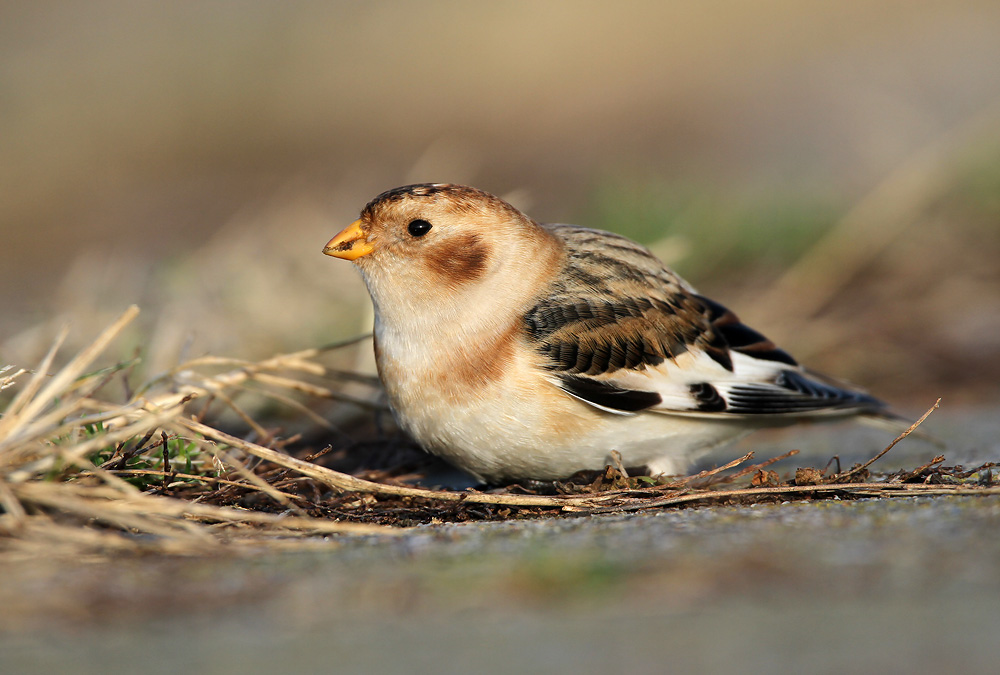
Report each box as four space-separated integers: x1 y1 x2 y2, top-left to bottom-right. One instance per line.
3 0 1000 407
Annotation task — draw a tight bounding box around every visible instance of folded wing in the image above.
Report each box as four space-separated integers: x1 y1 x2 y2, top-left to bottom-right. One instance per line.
527 224 885 419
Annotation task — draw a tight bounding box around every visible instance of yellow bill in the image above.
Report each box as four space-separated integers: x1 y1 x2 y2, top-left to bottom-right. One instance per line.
323 219 375 260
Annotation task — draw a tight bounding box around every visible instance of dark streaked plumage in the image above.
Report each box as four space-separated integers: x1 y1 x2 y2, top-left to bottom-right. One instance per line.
524 222 881 418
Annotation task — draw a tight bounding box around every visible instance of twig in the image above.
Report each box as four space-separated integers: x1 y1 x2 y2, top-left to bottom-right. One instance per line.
235 381 335 429
822 455 841 476
100 469 302 500
194 437 296 510
0 479 27 530
210 388 273 444
11 481 395 536
592 482 1000 514
890 454 946 483
110 336 381 430
100 428 158 470
0 329 67 441
832 399 940 482
160 431 171 488
659 452 754 489
179 418 612 509
2 306 139 444
609 451 629 479
251 372 387 410
710 449 799 486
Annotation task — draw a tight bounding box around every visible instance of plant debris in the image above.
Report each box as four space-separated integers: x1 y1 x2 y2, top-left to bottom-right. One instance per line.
1 308 997 560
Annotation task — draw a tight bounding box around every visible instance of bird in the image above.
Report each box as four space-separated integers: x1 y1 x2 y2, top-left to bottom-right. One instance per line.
322 183 887 484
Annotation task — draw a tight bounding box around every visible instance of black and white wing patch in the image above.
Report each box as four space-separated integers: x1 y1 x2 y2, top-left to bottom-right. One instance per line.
526 225 885 418
558 374 663 414
527 293 886 418
694 295 798 368
689 369 884 416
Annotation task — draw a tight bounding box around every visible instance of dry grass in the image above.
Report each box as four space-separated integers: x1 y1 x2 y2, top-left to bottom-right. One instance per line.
3 102 999 555
0 306 399 560
4 105 1000 558
2 307 997 562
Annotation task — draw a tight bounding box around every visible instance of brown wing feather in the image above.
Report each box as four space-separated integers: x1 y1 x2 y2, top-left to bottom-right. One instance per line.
522 224 883 418
524 224 727 376
694 295 797 367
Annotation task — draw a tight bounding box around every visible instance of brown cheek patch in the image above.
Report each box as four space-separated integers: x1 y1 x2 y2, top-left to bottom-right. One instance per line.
425 233 489 285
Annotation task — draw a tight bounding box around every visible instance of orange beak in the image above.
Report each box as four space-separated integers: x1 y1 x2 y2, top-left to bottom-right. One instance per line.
323 219 376 260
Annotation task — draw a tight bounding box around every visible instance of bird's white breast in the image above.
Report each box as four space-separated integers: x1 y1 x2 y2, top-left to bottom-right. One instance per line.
372 314 746 481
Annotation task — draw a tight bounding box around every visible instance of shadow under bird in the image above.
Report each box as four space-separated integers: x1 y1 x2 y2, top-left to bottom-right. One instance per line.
323 183 889 483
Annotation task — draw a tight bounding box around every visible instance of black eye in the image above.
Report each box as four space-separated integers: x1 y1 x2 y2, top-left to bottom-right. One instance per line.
407 219 432 237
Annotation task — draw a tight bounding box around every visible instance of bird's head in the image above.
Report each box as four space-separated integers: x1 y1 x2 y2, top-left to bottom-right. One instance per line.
324 184 561 321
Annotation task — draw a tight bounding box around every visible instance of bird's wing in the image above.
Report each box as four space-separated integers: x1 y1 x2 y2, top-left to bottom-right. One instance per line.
526 224 885 418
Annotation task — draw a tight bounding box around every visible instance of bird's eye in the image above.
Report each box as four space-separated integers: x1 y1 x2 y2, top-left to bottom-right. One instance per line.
407 219 432 237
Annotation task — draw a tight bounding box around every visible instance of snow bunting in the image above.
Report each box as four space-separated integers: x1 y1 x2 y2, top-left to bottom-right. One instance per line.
323 183 886 483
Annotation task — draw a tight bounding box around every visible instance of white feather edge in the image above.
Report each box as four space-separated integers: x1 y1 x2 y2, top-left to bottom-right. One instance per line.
551 349 869 419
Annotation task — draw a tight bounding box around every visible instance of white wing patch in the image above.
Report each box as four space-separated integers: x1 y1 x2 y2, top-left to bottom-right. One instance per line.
558 349 882 418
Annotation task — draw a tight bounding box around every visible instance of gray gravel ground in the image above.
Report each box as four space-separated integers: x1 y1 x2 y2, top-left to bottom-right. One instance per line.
2 405 998 674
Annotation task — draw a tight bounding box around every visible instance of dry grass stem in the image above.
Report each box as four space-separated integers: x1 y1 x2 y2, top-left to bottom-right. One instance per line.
831 399 940 482
0 329 67 441
235 382 335 429
13 307 139 432
0 319 400 558
0 307 992 560
593 483 1000 515
181 418 611 509
101 468 303 499
715 449 800 485
660 451 755 489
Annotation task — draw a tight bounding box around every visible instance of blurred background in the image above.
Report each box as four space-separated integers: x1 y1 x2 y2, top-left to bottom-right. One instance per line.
2 0 1000 406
